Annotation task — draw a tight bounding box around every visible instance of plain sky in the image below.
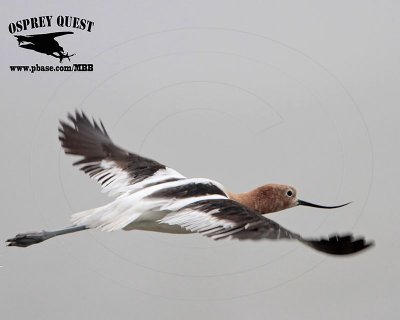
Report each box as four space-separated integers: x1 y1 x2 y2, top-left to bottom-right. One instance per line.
1 1 399 319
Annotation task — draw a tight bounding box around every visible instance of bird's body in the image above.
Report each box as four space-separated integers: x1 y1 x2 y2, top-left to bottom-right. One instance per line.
7 111 373 255
71 176 226 234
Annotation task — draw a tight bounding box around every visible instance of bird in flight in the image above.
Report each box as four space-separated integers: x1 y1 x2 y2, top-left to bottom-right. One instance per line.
14 31 75 63
7 111 373 255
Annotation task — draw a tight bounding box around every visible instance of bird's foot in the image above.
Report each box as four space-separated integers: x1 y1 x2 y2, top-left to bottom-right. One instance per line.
6 231 49 247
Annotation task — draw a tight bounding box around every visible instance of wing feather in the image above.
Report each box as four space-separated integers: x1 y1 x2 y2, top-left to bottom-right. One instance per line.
59 110 185 197
160 198 373 255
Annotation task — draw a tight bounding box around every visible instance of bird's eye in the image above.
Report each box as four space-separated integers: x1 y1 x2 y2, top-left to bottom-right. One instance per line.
286 190 293 197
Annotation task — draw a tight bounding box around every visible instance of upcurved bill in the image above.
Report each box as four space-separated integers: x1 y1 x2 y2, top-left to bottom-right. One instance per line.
297 200 351 209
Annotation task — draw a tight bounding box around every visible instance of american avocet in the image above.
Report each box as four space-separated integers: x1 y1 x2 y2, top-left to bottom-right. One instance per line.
7 111 373 255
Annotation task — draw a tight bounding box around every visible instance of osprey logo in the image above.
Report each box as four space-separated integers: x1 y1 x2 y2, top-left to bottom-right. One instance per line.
9 15 94 65
14 31 75 63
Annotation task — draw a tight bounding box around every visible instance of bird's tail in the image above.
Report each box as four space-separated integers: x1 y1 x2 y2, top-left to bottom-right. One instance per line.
14 35 28 43
71 207 103 229
298 233 374 255
70 201 142 232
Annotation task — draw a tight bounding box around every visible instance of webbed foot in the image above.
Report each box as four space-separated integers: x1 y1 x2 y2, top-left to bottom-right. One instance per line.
6 231 49 247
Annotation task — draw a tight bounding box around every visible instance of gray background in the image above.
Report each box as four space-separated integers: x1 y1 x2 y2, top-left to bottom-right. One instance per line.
1 1 399 319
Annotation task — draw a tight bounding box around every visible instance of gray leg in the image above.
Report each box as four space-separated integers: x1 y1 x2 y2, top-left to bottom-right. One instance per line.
6 225 88 248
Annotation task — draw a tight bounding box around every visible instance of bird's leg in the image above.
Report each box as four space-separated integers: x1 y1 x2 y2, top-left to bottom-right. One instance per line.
64 52 75 62
57 52 64 63
48 52 62 62
59 51 75 62
6 225 88 248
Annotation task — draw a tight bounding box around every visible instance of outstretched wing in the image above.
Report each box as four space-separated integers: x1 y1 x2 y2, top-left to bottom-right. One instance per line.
160 198 373 255
59 111 185 197
26 31 74 39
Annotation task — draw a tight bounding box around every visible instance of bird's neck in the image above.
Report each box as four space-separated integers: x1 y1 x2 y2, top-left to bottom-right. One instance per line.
227 190 264 213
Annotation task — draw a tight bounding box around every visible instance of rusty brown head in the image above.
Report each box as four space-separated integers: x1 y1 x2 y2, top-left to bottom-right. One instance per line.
229 184 351 214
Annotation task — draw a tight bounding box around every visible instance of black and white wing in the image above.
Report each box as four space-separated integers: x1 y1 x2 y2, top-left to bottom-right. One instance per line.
59 111 185 197
160 198 373 255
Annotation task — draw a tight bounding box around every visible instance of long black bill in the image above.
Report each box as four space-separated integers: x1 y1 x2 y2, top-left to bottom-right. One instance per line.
297 200 351 209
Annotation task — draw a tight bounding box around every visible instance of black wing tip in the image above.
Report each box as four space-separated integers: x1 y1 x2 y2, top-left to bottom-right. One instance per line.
59 110 109 137
58 110 113 162
304 233 374 256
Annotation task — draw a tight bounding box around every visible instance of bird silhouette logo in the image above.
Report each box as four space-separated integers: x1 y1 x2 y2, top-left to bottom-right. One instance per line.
14 31 75 63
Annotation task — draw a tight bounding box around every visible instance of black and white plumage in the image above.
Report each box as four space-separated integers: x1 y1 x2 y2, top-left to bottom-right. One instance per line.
53 111 371 255
59 112 185 198
6 111 372 255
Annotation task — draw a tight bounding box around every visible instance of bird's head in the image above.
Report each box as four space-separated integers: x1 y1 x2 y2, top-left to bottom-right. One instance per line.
247 184 350 214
